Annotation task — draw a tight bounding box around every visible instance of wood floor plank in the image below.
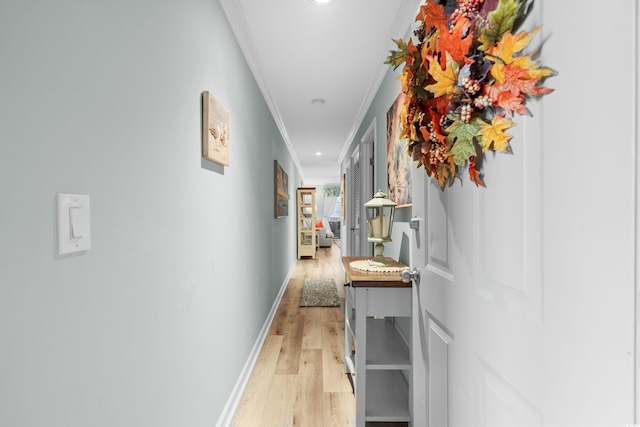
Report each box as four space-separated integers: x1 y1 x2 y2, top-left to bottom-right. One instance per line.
233 242 355 426
323 392 355 427
322 321 352 393
301 308 322 350
232 335 284 425
257 374 298 426
270 279 299 336
275 314 304 374
293 349 324 425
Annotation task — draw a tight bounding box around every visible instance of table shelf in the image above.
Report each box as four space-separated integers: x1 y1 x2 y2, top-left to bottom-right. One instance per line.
365 370 410 422
342 256 412 427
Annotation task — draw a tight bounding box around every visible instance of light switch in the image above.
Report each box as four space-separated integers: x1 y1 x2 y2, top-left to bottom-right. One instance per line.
69 207 86 238
57 193 91 254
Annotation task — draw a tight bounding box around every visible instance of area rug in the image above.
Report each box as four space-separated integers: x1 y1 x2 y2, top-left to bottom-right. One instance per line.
300 278 340 307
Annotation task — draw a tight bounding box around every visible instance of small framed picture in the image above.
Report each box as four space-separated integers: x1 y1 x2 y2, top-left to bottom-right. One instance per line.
202 91 230 166
274 160 289 218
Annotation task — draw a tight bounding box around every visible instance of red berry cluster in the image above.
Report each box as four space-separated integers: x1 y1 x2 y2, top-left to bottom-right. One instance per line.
461 76 481 95
429 142 448 164
428 122 439 143
473 95 492 109
460 104 473 123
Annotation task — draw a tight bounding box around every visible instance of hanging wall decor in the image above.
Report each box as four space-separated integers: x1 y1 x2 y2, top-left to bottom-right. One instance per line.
385 0 555 189
387 92 412 207
274 160 289 218
202 91 230 166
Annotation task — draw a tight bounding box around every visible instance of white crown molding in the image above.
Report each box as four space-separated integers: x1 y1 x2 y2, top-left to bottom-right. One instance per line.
219 0 305 182
338 0 420 165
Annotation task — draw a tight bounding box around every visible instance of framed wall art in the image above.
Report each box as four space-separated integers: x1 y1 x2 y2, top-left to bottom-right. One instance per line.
274 160 289 218
386 92 412 207
202 91 230 166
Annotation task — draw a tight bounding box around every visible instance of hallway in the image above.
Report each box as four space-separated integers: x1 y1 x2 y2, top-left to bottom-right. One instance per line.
232 243 355 426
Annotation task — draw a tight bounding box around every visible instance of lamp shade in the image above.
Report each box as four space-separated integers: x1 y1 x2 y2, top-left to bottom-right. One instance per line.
364 190 396 265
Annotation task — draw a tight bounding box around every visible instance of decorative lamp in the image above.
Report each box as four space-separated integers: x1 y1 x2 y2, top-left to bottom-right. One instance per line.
364 190 396 266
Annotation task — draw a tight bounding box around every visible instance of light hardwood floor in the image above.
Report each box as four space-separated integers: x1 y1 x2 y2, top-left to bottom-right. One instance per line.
232 243 408 427
232 242 355 426
234 244 407 427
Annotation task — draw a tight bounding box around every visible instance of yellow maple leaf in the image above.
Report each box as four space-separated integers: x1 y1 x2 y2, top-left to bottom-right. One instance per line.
511 55 555 80
488 27 540 83
425 52 459 98
421 31 439 71
478 113 515 152
398 68 410 90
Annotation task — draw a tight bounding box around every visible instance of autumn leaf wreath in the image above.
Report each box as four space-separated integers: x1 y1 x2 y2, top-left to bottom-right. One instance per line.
386 0 555 189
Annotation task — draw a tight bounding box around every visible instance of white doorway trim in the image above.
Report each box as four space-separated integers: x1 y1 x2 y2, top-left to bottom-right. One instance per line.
635 0 640 420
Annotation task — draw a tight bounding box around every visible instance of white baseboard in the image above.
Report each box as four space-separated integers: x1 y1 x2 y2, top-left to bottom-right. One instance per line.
215 258 297 427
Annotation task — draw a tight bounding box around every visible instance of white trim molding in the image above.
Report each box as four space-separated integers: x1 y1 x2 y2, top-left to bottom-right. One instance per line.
215 258 297 427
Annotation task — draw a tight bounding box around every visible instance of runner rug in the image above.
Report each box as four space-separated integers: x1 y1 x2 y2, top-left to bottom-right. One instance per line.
300 278 340 307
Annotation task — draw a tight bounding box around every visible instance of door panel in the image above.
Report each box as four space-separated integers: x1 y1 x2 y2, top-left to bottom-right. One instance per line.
427 185 452 277
427 318 451 427
479 362 543 427
408 2 637 425
474 125 542 317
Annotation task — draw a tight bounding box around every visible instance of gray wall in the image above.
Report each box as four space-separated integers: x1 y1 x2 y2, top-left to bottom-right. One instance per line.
342 57 412 264
0 1 299 425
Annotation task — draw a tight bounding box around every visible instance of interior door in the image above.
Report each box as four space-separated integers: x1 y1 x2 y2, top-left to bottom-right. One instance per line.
348 147 361 256
408 1 636 425
346 139 375 257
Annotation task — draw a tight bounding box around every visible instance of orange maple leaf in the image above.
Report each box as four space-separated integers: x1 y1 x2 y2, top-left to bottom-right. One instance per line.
416 1 448 35
434 96 451 115
419 126 431 142
486 64 553 115
437 16 474 69
512 77 554 98
485 84 528 116
468 157 485 187
430 113 447 144
404 39 418 67
488 27 539 83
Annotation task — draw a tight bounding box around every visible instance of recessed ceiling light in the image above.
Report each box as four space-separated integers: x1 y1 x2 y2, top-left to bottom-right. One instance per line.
310 0 333 5
316 152 322 156
311 98 325 106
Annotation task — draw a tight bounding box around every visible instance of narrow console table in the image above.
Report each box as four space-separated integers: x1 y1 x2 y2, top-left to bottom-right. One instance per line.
341 256 412 426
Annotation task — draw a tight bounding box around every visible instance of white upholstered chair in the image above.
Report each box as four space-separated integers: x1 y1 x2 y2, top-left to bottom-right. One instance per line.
317 217 334 247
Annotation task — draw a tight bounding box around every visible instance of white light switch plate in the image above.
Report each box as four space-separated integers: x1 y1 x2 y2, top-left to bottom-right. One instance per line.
57 193 91 254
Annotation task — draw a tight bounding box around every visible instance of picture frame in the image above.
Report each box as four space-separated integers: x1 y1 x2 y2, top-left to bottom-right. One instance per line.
202 91 230 166
386 92 412 207
274 160 289 218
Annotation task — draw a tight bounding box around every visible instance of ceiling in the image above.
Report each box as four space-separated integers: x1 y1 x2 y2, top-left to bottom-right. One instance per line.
219 0 423 186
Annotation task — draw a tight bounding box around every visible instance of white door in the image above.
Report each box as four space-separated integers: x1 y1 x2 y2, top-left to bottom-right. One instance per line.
347 138 375 257
348 146 362 256
408 1 637 425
